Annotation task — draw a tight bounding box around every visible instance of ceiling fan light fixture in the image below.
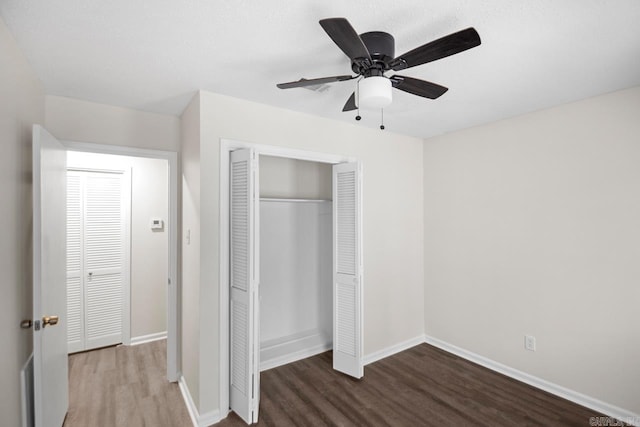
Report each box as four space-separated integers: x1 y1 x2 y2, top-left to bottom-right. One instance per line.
357 76 392 109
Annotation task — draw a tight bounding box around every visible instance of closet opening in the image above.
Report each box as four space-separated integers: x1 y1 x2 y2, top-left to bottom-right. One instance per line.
220 140 364 425
258 155 333 371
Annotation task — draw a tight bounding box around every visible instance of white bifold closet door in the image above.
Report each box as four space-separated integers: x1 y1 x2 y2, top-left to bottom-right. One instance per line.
228 153 364 424
229 148 260 424
333 162 364 378
67 170 126 353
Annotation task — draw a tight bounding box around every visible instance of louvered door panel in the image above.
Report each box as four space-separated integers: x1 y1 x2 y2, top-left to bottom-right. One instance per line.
229 149 260 424
232 160 249 292
337 171 357 275
336 283 356 356
67 174 82 273
333 162 363 378
84 172 124 349
66 170 125 353
66 276 82 352
85 175 122 271
66 173 84 353
86 272 123 344
231 300 248 395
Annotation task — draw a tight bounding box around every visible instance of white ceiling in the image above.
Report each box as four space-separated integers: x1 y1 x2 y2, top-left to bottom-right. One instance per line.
2 0 640 139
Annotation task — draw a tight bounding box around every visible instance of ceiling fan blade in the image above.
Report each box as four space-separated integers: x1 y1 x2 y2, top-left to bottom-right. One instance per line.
391 27 481 71
390 75 448 99
319 18 372 62
276 75 355 89
342 92 357 111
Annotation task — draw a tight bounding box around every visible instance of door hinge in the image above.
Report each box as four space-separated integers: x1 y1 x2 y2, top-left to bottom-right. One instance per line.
251 374 254 399
168 277 171 285
34 320 41 331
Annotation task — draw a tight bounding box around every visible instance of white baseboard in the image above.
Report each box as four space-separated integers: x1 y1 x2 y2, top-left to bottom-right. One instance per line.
363 334 425 366
261 342 332 372
130 331 167 346
178 376 199 427
423 335 640 426
178 376 221 427
197 409 221 427
260 329 332 372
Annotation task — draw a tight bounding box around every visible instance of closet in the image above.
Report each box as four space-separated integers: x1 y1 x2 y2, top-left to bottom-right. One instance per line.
228 148 363 425
258 155 334 370
66 169 127 353
259 196 333 370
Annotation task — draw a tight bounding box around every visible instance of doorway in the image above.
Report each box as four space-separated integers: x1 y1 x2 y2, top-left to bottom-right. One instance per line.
219 140 364 424
63 141 179 381
32 127 180 426
65 151 170 355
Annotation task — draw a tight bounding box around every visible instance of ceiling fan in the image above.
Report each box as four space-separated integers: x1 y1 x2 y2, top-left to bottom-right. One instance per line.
277 17 481 115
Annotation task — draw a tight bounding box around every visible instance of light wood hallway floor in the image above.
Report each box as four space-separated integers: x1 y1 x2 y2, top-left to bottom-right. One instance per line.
65 340 612 427
64 339 191 427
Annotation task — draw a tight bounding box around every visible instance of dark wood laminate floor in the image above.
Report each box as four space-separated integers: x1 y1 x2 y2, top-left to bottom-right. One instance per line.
64 339 191 427
65 340 614 427
217 344 611 427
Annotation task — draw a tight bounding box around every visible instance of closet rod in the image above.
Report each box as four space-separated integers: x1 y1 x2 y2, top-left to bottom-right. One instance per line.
260 198 331 203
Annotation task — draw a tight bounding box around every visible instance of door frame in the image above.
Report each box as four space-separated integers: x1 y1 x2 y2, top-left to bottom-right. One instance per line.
218 139 358 416
63 140 180 382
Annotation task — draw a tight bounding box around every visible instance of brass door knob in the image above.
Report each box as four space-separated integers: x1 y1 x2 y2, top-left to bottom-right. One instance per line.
42 315 59 328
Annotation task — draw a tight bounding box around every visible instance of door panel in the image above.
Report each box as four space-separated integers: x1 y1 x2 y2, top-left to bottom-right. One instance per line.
33 125 68 427
66 173 84 353
66 170 125 352
84 172 124 349
333 162 364 378
85 271 123 347
229 148 260 424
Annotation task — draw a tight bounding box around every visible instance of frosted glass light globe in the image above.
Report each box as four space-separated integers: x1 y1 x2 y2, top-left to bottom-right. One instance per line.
357 76 392 109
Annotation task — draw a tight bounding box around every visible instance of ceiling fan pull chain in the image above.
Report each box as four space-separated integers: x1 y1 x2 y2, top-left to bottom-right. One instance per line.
380 108 385 130
356 79 362 121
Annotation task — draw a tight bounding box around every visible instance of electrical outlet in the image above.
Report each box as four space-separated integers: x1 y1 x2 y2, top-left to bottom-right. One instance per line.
525 335 536 351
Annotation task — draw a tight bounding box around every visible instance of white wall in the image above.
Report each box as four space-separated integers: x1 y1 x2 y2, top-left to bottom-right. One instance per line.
45 95 180 151
259 156 332 200
0 16 44 427
184 90 424 416
67 152 169 339
180 93 201 408
130 157 169 337
260 200 332 345
423 86 640 415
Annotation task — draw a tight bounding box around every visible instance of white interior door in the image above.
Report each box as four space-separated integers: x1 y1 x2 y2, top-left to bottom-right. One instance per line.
33 125 68 427
229 148 260 424
333 162 364 378
66 170 126 353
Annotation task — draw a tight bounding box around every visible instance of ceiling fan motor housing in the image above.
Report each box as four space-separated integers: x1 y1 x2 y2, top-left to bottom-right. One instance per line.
353 31 395 76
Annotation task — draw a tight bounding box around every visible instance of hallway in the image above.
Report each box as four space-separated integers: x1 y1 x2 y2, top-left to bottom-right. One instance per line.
63 340 190 427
